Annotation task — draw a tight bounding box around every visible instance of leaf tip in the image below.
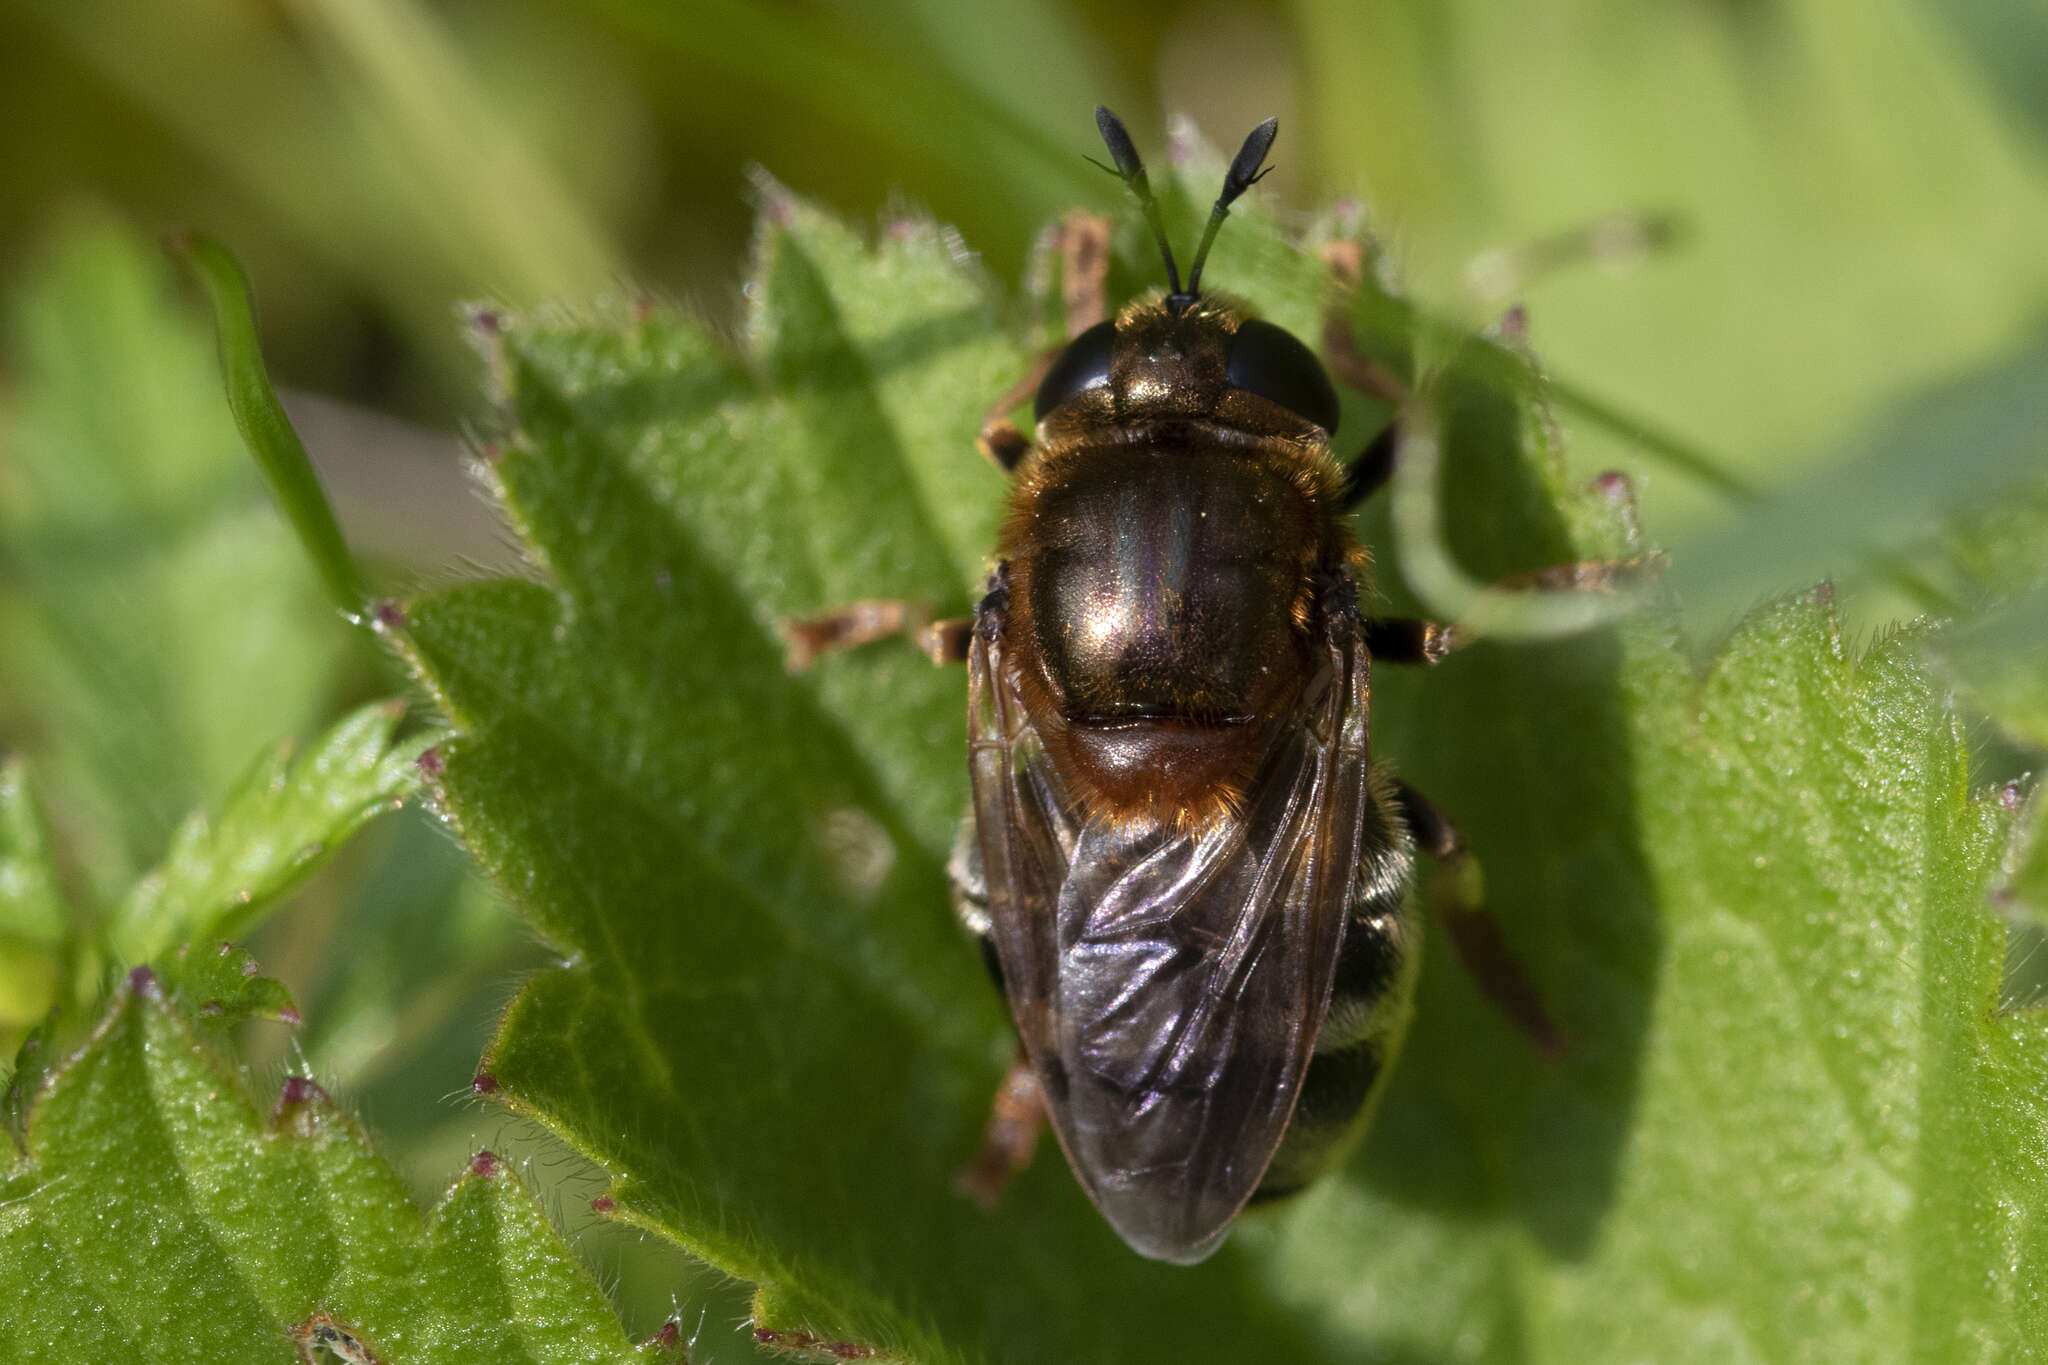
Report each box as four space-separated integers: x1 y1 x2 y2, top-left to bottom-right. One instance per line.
1594 469 1634 506
271 1074 335 1134
760 186 798 230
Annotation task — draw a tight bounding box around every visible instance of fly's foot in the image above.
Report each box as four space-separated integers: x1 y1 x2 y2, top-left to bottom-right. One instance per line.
780 600 929 670
955 1057 1047 1210
1362 617 1461 666
1396 780 1568 1059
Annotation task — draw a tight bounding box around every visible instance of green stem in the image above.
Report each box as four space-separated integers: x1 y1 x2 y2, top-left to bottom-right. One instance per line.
1545 376 1759 505
172 231 366 618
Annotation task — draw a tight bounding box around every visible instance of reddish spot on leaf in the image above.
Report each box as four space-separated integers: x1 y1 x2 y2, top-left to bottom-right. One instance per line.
470 1149 500 1178
472 1071 499 1095
591 1195 616 1214
272 1075 332 1134
416 747 445 779
125 965 160 998
294 1312 381 1365
280 1076 320 1104
1595 470 1634 504
200 1001 224 1017
373 601 406 631
752 1325 877 1359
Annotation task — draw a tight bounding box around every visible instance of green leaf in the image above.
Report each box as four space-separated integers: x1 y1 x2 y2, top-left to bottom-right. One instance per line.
109 700 431 965
1669 330 2048 630
175 231 366 617
0 216 352 897
397 180 2045 1362
0 758 67 1034
156 940 300 1028
1917 476 2048 750
0 970 680 1363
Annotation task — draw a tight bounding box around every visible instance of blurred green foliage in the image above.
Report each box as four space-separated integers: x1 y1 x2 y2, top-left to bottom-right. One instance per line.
3 0 2045 540
2 2 2046 1361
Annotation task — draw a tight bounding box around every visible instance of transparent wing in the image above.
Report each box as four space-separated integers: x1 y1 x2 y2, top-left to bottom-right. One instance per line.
967 600 1372 1264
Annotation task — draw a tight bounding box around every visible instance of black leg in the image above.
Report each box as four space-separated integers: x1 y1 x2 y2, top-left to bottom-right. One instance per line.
1362 615 1459 665
1394 780 1567 1058
1341 422 1398 508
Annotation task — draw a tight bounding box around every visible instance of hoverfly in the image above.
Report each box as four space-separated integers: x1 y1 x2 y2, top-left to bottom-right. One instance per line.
788 107 1602 1264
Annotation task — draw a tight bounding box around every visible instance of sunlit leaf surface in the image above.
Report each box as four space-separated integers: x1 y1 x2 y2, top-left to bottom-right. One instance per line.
0 973 680 1364
110 698 431 964
0 220 351 899
394 181 2045 1363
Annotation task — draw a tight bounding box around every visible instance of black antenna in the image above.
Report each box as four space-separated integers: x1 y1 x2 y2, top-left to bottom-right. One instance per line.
1184 117 1278 298
1091 105 1182 296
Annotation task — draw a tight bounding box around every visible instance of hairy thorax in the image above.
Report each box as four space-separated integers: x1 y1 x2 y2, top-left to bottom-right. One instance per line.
997 428 1352 827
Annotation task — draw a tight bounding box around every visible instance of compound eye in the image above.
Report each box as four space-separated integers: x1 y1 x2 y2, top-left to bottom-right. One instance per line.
1033 319 1118 422
1225 319 1341 435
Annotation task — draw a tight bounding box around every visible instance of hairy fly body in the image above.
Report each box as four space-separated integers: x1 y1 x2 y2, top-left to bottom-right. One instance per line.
787 106 1603 1264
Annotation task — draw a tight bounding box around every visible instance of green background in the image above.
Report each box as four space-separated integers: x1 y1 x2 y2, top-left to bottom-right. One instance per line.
4 2 2048 1360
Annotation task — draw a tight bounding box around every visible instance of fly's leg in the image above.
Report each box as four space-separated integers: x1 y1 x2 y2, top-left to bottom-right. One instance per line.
1053 209 1113 335
1316 290 1407 510
1361 616 1460 666
944 811 1047 1207
779 603 973 669
1340 422 1398 509
787 214 1106 659
978 211 1112 472
1394 779 1568 1059
956 1055 1048 1209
